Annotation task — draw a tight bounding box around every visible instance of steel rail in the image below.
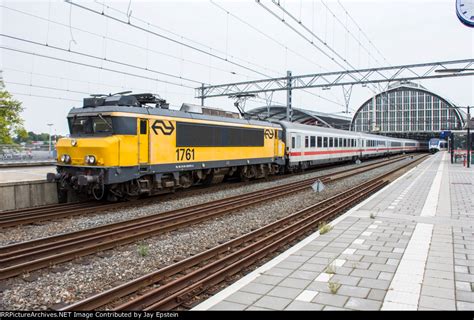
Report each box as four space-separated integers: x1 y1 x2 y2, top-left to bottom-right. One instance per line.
61 179 384 311
59 154 428 311
0 155 405 228
117 155 429 310
0 155 412 280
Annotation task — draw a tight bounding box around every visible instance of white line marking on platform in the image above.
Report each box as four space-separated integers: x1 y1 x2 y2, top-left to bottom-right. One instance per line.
342 248 356 255
192 156 432 310
333 259 346 267
315 273 333 282
296 290 319 302
420 152 446 217
382 223 433 310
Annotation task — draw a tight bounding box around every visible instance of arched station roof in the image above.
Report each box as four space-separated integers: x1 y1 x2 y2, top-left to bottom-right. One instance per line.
246 105 352 130
350 82 465 140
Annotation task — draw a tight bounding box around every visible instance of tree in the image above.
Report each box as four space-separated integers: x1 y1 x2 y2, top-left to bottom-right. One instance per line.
0 73 25 144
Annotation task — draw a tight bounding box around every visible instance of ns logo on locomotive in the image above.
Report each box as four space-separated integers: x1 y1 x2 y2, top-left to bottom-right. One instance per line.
47 92 422 201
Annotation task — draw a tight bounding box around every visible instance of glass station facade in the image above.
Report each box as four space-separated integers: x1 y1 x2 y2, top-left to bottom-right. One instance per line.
350 83 464 137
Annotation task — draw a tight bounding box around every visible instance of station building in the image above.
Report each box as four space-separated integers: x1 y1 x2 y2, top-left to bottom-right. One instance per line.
350 82 466 140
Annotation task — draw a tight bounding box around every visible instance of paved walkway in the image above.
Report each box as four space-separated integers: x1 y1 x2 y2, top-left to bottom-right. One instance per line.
0 166 55 184
194 152 474 310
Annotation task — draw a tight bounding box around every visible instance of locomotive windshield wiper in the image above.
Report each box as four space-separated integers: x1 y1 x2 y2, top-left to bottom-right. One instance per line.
98 113 113 129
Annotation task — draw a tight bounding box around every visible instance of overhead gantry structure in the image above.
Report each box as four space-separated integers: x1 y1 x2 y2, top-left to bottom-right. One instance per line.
196 59 474 121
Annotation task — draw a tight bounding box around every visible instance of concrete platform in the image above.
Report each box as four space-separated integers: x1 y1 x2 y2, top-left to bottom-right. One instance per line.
0 166 55 184
194 152 474 311
0 160 56 168
0 166 58 211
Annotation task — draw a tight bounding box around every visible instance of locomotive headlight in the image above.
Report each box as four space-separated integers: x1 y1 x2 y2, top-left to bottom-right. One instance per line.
85 155 96 165
71 139 77 147
60 154 71 164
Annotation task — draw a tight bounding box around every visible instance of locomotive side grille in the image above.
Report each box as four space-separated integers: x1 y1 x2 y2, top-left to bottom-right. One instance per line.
176 122 264 147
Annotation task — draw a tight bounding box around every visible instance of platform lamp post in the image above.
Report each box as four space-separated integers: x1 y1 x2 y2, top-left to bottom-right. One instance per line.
435 68 473 167
467 106 471 168
47 123 53 157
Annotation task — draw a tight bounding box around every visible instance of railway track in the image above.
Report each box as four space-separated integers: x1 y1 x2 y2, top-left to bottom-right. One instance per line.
0 154 417 280
0 155 408 228
0 202 117 228
60 153 428 311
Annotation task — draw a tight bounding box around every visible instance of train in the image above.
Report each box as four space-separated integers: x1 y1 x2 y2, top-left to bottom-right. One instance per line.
47 93 424 201
428 138 448 153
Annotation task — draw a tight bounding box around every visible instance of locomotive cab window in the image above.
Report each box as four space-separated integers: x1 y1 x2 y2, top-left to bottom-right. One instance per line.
68 115 137 137
278 130 283 140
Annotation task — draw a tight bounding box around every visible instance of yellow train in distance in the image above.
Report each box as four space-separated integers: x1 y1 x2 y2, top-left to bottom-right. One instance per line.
48 93 286 201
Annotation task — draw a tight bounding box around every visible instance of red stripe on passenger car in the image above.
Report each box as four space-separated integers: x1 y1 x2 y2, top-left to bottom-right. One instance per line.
289 147 417 157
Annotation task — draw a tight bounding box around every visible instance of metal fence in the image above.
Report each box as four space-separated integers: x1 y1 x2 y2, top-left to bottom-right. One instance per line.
0 144 56 162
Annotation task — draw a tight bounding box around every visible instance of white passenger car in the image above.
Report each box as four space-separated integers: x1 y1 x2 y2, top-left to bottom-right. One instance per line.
279 121 420 170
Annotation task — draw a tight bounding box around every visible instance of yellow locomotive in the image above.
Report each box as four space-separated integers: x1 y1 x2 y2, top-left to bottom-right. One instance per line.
48 93 285 201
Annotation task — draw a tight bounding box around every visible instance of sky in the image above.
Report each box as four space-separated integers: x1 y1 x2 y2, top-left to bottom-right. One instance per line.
1 0 473 135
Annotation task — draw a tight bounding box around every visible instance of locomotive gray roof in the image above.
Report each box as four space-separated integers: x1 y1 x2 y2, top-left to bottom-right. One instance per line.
279 121 418 142
67 105 281 129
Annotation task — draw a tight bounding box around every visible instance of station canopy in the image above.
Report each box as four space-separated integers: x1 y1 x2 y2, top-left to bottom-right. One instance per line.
246 105 352 130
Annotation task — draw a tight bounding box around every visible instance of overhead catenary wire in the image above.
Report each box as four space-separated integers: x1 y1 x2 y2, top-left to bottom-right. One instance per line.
265 0 379 94
272 0 356 69
0 4 250 79
210 0 326 72
256 0 348 72
5 81 197 105
259 0 380 95
67 0 280 79
92 0 282 77
0 46 195 89
10 91 82 102
336 0 391 66
320 0 385 67
256 0 373 92
67 0 344 107
210 1 344 107
7 81 91 96
5 1 355 112
3 67 196 97
1 34 204 86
